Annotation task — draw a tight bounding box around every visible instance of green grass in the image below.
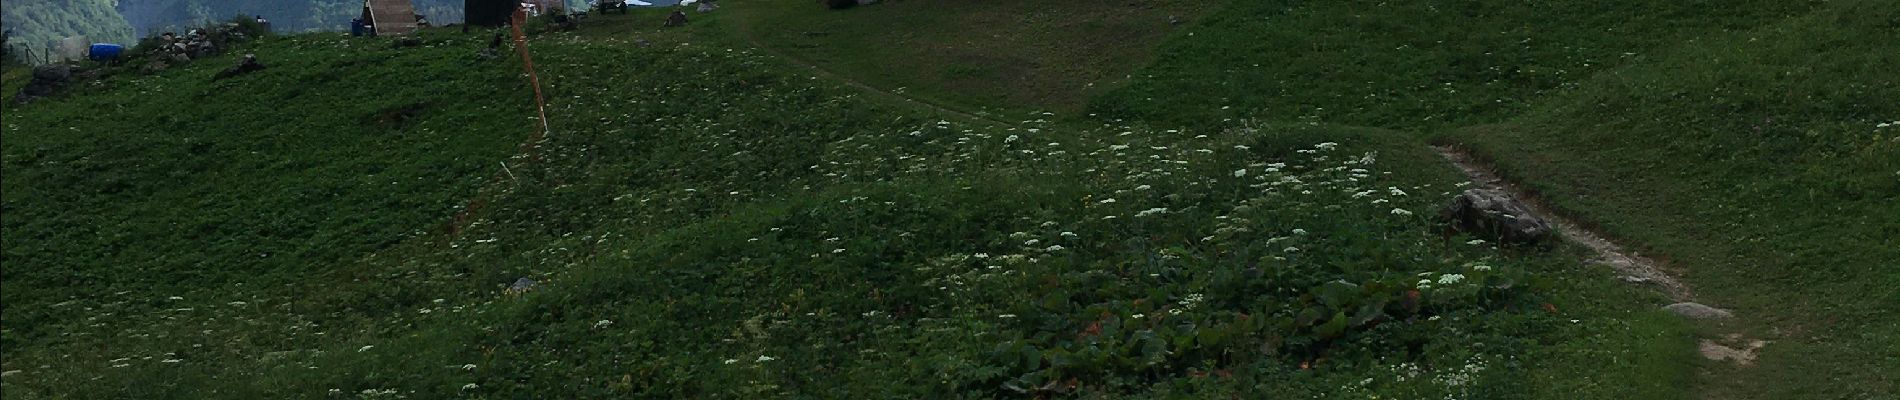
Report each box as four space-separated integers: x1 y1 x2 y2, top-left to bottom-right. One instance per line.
1 10 1698 398
1 30 532 345
0 65 28 100
5 1 1888 398
1079 0 1895 397
1091 0 1817 131
725 0 1216 117
1448 1 1900 398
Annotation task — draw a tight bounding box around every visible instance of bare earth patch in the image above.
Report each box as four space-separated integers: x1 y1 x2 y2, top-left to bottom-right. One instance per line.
1698 336 1770 366
1434 145 1782 378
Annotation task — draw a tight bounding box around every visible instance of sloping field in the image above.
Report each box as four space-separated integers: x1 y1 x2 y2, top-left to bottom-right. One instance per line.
2 9 1683 399
1450 2 1900 397
2 2 1890 399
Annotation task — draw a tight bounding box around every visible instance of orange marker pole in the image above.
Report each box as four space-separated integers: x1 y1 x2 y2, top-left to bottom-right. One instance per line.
511 8 552 141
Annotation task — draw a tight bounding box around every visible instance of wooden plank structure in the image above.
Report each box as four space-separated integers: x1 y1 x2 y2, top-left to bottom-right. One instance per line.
362 0 420 36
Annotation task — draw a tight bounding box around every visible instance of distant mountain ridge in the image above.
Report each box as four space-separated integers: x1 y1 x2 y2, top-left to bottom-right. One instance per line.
1 0 136 54
2 0 695 54
116 0 468 36
2 0 469 53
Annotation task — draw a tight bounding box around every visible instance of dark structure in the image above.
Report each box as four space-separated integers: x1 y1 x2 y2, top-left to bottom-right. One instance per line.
213 54 266 81
465 0 518 28
664 10 689 27
597 1 630 15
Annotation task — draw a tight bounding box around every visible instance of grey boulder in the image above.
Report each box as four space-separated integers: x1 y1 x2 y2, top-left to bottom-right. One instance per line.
1441 189 1553 244
1663 302 1733 319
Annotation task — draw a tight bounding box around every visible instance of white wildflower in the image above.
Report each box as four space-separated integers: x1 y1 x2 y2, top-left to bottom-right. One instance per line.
1390 208 1413 216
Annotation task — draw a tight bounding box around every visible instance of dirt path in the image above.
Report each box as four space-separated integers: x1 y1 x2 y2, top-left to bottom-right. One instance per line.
1432 146 1692 300
714 27 1698 302
1435 146 1779 395
721 11 1762 384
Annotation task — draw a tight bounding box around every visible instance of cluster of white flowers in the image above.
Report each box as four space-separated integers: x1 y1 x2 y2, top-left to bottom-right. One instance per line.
1437 273 1466 285
1178 293 1205 310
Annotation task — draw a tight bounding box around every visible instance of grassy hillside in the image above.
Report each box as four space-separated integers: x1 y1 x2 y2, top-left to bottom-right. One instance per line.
1086 0 1896 398
1 9 1694 399
1 28 533 366
1451 2 1899 398
726 0 1215 117
1091 0 1817 131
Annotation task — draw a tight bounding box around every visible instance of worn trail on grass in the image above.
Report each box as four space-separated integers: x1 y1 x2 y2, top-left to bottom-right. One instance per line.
1435 146 1779 392
727 15 1013 127
724 19 1694 302
1432 146 1692 300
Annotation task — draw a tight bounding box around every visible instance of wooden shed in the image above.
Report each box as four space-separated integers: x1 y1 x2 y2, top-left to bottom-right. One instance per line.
361 0 420 36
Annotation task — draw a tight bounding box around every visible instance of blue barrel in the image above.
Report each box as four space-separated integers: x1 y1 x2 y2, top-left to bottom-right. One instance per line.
88 43 124 61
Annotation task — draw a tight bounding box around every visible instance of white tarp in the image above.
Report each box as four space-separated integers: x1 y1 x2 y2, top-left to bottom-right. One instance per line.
57 36 90 61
